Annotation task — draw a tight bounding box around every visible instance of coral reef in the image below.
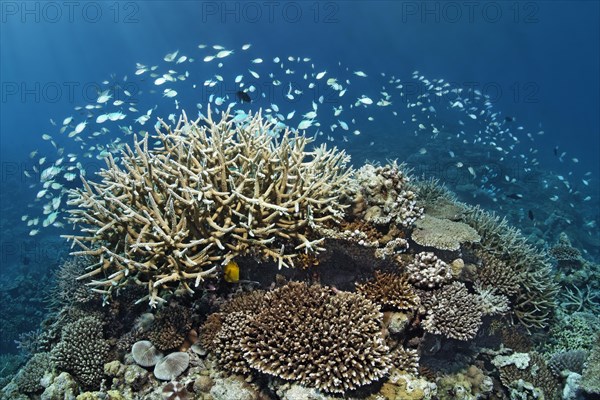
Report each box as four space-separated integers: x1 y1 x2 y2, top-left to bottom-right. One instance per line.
544 312 600 354
64 108 353 306
436 365 493 400
243 283 390 393
474 250 521 297
355 271 420 311
496 352 560 400
390 346 420 374
51 316 110 388
549 232 584 271
411 214 480 251
4 111 586 400
212 311 255 375
473 283 510 316
49 256 100 309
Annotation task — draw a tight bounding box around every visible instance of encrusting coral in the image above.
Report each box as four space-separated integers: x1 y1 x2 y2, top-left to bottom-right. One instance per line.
63 108 353 306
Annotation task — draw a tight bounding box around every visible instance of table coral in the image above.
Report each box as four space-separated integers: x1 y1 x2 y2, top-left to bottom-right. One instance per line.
411 214 480 251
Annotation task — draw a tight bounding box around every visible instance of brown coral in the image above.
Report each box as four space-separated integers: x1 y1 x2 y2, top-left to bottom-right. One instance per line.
390 346 420 374
421 282 483 341
475 251 521 297
198 313 223 350
214 311 258 375
355 271 419 311
51 316 110 389
220 290 266 314
240 282 390 393
352 161 423 228
498 352 560 400
147 304 192 351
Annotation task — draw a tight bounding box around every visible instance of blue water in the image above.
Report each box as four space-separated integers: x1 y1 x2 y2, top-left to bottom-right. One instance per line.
0 0 598 359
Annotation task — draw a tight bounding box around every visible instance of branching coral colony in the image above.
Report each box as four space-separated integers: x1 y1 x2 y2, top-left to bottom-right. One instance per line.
64 107 353 306
53 108 562 397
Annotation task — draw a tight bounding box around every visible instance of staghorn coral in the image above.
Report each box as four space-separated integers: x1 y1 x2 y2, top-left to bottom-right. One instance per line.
355 271 419 311
462 205 557 332
352 161 423 228
411 214 480 251
240 282 390 393
473 282 510 316
406 251 452 288
63 108 353 306
412 177 457 206
420 282 483 341
51 315 109 389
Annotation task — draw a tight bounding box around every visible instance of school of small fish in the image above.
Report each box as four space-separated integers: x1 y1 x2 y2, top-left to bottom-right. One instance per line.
22 43 598 240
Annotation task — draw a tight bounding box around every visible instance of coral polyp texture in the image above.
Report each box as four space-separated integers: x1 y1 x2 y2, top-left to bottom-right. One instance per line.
63 108 353 306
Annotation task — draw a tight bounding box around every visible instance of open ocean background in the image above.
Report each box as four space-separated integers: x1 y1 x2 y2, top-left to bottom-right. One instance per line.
0 1 599 355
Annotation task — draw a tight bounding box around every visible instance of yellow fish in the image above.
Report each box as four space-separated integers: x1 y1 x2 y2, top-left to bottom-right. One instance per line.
223 260 239 283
